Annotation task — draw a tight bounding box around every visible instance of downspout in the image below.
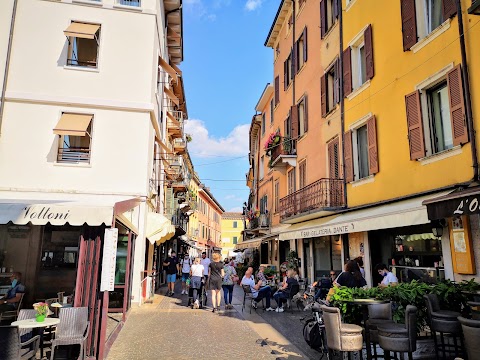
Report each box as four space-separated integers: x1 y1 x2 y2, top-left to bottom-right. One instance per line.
292 0 296 107
339 0 347 207
455 0 478 181
0 0 18 136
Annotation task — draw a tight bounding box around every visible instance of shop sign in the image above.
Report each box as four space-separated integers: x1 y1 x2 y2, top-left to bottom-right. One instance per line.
100 228 118 292
426 193 480 220
299 224 352 239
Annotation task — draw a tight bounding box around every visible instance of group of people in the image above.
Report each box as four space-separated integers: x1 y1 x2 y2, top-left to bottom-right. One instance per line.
163 251 238 312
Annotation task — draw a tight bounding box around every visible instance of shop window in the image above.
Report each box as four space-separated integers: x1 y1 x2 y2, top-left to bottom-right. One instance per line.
233 221 238 228
233 236 238 245
65 22 101 68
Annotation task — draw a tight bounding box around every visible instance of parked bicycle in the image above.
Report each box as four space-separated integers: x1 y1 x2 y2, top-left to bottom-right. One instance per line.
302 299 329 358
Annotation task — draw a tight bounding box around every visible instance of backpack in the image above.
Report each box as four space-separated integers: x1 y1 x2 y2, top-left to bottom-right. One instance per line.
303 319 326 352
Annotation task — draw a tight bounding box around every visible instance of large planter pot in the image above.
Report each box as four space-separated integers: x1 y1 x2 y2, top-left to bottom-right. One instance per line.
35 314 46 322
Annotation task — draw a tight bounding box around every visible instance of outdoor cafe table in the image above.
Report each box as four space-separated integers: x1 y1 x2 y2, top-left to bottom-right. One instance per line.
11 317 60 359
338 298 390 360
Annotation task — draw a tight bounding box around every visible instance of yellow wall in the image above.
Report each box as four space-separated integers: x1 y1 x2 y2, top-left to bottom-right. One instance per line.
188 178 200 244
343 0 477 207
221 215 244 259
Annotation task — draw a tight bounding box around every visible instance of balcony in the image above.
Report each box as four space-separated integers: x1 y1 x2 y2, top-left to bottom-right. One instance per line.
173 138 186 154
279 178 345 223
167 111 184 139
269 139 297 169
247 213 270 231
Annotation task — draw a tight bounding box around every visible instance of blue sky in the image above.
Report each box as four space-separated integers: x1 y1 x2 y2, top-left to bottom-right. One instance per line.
182 0 279 212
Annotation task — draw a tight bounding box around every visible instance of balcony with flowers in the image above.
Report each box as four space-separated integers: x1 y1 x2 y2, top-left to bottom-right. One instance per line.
264 128 296 169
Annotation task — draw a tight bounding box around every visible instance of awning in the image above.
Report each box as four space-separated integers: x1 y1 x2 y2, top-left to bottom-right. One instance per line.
146 212 175 245
0 193 138 226
158 56 178 83
423 186 480 220
64 22 100 39
279 191 451 240
53 113 92 137
234 239 262 250
164 86 180 106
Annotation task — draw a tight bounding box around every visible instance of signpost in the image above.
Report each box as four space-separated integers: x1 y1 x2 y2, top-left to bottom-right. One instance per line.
100 228 118 292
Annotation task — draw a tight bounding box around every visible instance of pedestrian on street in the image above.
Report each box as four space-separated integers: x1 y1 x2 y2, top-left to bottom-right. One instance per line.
241 267 275 311
200 252 211 283
163 251 178 296
180 254 192 295
222 258 237 310
208 252 224 312
189 257 204 309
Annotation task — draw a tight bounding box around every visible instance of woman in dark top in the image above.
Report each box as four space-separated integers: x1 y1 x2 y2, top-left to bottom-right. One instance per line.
335 260 367 288
208 252 225 312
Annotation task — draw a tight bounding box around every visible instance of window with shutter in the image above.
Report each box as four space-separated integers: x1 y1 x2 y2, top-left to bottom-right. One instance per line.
270 99 274 124
405 90 426 160
321 74 327 117
275 76 280 105
299 160 307 189
323 60 340 116
344 131 354 182
290 105 299 151
348 25 373 92
320 0 338 38
296 28 307 72
287 169 296 195
343 48 352 97
297 97 308 136
401 0 417 51
447 65 468 146
274 180 280 213
364 24 374 80
367 116 379 174
328 137 340 179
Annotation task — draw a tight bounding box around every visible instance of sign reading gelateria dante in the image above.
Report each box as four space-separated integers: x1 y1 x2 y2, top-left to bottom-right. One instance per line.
299 224 351 238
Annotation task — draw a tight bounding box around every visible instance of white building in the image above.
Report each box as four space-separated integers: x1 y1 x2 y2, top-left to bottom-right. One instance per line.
0 0 185 358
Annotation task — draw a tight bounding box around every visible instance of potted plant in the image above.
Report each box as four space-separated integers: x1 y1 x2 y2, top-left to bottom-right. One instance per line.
264 128 281 156
34 302 49 322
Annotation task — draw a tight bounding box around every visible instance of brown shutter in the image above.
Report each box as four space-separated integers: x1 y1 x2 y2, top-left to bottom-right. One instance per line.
321 74 327 117
304 95 308 132
291 47 296 76
284 59 287 91
364 24 374 80
343 47 352 97
284 118 289 138
328 137 339 179
333 0 339 19
320 0 327 39
303 27 308 63
405 90 425 160
291 105 299 141
334 58 340 104
443 0 457 20
401 0 417 51
344 131 354 183
447 65 468 146
274 76 280 106
367 116 379 175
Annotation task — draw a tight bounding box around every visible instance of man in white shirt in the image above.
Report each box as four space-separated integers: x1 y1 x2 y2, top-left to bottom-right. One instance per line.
200 252 211 282
376 263 399 288
241 267 274 311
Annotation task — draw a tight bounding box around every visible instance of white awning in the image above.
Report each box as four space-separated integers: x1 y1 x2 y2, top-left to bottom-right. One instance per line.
146 212 175 245
279 191 451 240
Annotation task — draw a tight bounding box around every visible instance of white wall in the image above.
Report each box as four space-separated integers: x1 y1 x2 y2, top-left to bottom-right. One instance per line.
0 0 15 91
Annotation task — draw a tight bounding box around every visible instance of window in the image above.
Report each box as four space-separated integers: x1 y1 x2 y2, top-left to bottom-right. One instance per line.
233 236 238 245
262 113 266 135
259 156 264 180
65 22 101 68
287 169 296 194
320 0 339 38
344 116 379 182
54 113 93 164
295 28 308 72
118 0 141 6
233 221 238 228
260 195 268 214
299 160 307 189
284 53 293 89
405 65 468 159
321 59 340 116
274 76 280 105
328 137 340 179
270 99 274 124
274 180 280 212
401 0 456 51
343 25 374 96
297 96 308 136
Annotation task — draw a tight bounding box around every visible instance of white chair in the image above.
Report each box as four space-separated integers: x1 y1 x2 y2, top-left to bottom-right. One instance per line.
50 307 90 360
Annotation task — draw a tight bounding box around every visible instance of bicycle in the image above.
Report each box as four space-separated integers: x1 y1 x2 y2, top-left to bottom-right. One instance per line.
301 299 330 359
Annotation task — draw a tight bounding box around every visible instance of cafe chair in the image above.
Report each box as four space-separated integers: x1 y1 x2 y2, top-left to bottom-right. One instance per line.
320 305 364 359
241 285 264 313
50 307 90 360
285 284 300 312
16 310 36 343
377 305 418 360
0 325 40 360
424 294 464 360
366 302 394 359
0 293 25 324
458 316 480 360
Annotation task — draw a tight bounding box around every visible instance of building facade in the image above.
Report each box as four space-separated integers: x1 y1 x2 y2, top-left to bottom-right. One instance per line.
221 212 244 260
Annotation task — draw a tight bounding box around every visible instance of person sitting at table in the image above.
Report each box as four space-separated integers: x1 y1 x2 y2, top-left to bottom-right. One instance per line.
335 260 367 288
273 269 299 312
375 263 398 288
241 267 275 311
256 266 268 283
0 272 25 314
312 271 337 301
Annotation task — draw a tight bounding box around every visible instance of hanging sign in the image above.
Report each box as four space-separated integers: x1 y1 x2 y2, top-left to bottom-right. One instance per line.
100 228 119 292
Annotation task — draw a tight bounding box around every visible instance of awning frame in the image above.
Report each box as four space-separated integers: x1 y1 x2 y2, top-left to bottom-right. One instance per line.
53 113 93 137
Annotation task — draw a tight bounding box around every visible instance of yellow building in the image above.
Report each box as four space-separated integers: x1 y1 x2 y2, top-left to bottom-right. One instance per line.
220 212 245 260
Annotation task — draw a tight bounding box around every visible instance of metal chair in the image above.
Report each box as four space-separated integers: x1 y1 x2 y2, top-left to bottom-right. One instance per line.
424 294 463 360
377 305 418 360
458 316 480 360
366 302 394 359
320 305 364 359
285 284 300 312
16 310 36 343
0 325 40 360
0 293 25 323
241 285 264 313
50 307 90 360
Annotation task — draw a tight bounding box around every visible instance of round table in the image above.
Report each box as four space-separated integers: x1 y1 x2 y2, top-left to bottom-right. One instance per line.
12 317 60 359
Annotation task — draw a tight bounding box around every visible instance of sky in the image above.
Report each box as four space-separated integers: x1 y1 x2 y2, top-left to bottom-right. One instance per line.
181 0 279 212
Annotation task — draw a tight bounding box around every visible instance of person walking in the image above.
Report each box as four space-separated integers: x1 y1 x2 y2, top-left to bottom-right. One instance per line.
180 254 192 295
163 251 178 296
189 257 204 309
200 252 211 282
222 258 237 310
208 252 224 312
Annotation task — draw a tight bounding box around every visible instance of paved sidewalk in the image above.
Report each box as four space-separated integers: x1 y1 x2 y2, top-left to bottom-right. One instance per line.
107 281 310 360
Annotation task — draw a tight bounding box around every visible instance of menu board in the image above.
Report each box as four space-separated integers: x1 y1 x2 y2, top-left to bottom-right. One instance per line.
449 216 476 274
100 228 119 292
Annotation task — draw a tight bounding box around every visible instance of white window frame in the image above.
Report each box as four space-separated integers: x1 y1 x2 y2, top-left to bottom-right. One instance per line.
56 112 94 165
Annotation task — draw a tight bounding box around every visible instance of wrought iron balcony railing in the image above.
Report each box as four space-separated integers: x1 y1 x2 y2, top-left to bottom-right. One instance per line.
279 178 345 221
247 213 270 230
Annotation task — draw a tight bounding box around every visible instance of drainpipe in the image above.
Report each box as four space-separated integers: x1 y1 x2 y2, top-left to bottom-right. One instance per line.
0 0 18 136
292 0 296 107
339 0 347 207
456 0 478 181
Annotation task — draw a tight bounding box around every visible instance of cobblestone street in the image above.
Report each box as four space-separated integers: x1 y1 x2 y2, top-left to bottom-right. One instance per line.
107 282 316 360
